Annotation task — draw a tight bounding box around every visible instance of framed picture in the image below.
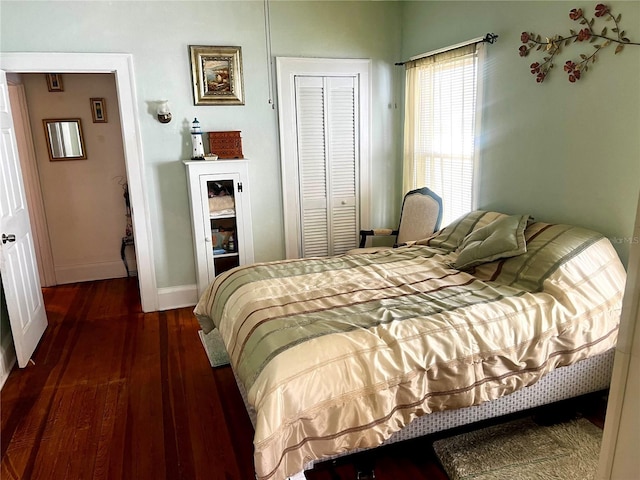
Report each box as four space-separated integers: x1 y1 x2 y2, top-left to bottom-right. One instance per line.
43 118 87 161
46 74 64 92
90 98 107 123
189 45 244 105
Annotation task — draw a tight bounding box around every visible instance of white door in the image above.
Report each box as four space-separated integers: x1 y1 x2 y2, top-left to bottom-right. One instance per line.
0 69 47 368
276 57 371 259
296 75 359 257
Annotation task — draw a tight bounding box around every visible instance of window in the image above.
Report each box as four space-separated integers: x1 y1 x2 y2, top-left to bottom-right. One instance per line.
402 43 484 227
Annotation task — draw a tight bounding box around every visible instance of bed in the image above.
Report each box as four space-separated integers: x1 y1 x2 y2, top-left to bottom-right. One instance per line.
193 210 626 480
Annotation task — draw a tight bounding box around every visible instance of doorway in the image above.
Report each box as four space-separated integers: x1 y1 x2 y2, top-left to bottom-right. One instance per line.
0 53 157 312
10 72 131 286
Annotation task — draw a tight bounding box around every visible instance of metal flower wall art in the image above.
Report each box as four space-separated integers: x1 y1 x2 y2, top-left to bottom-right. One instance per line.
519 4 639 83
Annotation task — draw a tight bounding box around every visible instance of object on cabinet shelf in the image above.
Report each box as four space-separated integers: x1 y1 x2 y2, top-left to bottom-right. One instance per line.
212 226 236 253
156 100 172 123
208 190 235 216
208 180 231 197
208 131 243 159
189 45 245 105
90 98 107 123
191 118 205 159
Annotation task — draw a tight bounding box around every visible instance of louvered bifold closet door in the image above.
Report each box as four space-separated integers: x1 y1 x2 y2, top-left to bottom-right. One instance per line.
295 75 358 257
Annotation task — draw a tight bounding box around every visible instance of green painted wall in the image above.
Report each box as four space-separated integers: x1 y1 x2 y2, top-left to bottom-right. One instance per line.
1 0 637 294
0 0 403 288
401 1 640 265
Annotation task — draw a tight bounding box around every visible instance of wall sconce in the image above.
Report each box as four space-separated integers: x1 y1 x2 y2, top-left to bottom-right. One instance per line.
157 100 172 123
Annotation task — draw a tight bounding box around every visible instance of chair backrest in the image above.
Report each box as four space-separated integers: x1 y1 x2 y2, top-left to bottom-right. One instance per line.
396 187 443 245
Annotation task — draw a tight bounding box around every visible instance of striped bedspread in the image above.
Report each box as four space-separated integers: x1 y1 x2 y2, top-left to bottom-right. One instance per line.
194 211 626 480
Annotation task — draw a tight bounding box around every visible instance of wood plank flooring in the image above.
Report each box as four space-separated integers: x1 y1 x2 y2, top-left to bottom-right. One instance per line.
1 278 606 480
1 278 256 480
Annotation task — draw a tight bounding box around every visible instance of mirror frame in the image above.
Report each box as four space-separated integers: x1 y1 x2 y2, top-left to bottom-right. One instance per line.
42 118 87 161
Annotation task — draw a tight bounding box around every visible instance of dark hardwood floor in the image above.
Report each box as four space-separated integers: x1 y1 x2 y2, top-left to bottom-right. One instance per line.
1 278 256 480
1 278 606 480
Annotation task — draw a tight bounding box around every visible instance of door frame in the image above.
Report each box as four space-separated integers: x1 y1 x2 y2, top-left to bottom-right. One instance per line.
276 57 371 259
0 53 158 312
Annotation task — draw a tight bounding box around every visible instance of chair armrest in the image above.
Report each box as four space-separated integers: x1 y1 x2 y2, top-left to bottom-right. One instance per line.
358 228 398 248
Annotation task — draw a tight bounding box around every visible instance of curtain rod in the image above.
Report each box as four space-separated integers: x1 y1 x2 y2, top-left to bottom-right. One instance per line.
395 33 498 66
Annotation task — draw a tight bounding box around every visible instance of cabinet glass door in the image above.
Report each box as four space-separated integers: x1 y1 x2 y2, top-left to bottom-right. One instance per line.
206 177 239 275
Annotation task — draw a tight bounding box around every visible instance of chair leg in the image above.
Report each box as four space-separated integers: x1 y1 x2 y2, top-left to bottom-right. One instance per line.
121 237 130 277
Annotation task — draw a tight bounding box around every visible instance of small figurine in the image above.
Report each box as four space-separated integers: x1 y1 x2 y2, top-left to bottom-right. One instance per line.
191 118 205 160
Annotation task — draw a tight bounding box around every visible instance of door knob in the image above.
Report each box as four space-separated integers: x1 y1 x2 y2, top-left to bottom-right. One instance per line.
2 234 16 244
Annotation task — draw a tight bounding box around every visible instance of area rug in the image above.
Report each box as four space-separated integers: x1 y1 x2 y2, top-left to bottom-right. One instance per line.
433 417 602 480
198 329 230 367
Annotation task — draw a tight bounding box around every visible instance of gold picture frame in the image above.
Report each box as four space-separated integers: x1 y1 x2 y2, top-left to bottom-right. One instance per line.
46 73 64 92
189 45 244 105
90 98 107 123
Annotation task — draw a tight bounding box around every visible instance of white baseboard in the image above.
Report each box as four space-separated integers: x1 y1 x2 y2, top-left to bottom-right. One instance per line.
157 284 198 311
55 261 127 285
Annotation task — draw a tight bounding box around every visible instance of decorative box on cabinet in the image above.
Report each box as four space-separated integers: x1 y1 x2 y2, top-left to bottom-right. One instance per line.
184 159 254 298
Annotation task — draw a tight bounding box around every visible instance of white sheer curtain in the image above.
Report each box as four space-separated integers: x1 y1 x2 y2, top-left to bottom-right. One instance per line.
403 42 485 227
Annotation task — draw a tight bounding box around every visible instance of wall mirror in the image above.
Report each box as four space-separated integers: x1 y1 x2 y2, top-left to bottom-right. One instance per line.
43 118 87 161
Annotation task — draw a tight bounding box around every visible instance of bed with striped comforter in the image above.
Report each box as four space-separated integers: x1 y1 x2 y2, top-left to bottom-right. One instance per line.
194 211 626 480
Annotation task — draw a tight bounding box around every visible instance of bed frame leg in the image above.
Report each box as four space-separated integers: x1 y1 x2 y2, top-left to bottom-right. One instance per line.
354 455 376 479
288 472 307 480
356 472 376 480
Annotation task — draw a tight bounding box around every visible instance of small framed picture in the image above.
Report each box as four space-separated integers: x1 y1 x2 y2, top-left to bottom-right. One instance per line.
90 98 107 123
46 74 64 92
189 45 244 105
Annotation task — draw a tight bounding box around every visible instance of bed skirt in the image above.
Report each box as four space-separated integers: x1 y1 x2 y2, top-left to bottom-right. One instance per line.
233 348 615 479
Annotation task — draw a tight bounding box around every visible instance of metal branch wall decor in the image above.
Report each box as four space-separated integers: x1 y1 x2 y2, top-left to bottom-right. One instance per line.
519 3 639 83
